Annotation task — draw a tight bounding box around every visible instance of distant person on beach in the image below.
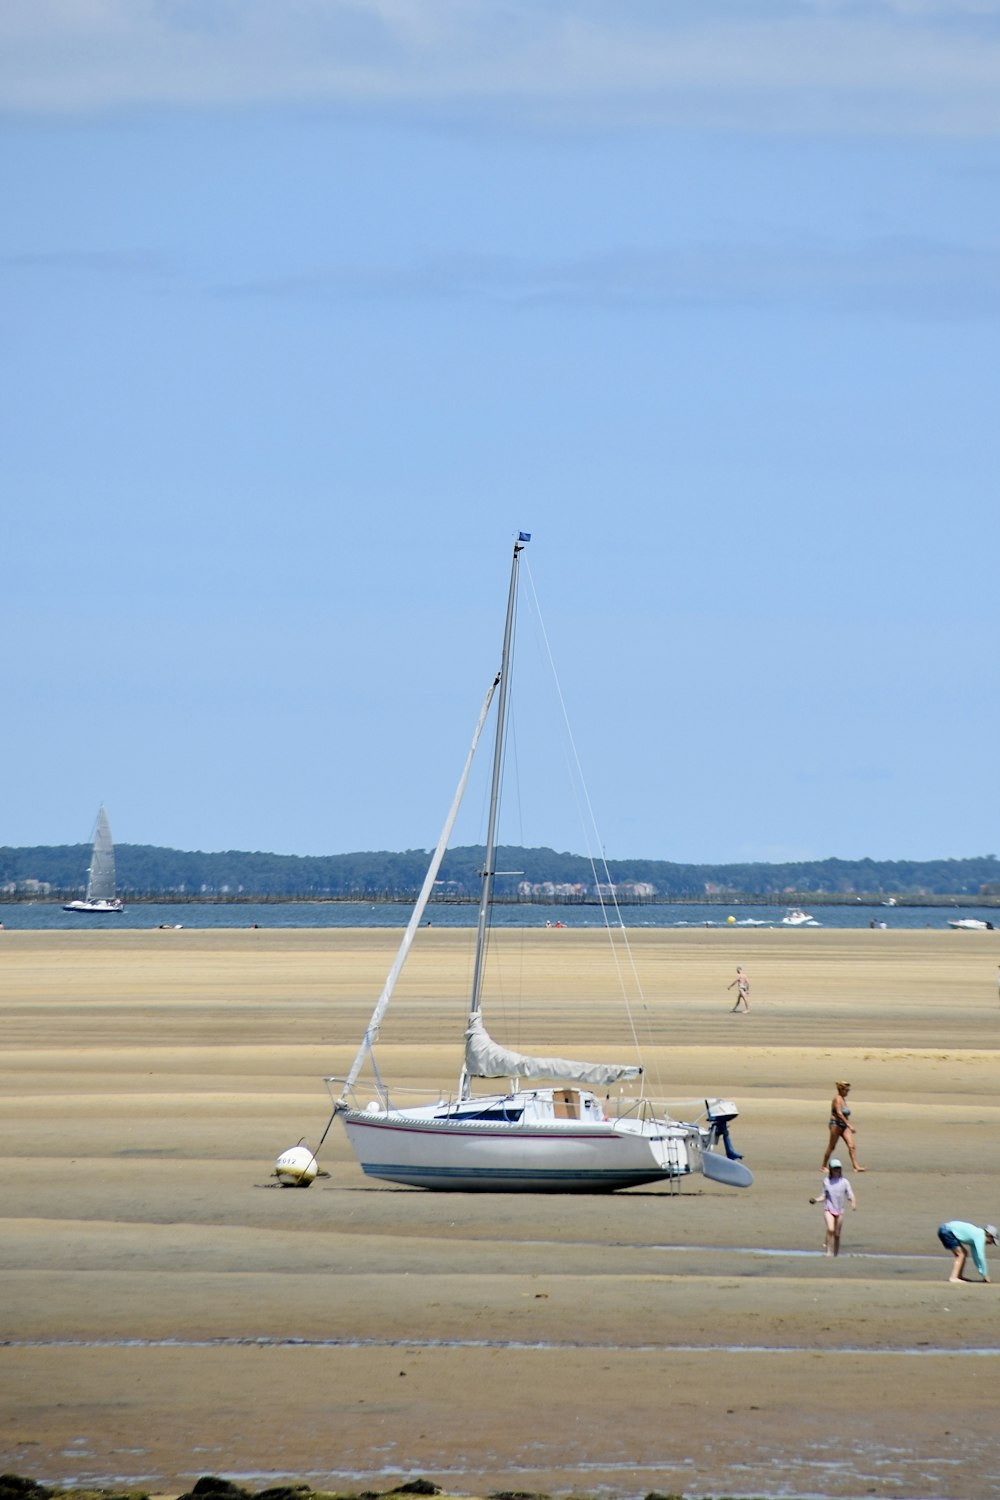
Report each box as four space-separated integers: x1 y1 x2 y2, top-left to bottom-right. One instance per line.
727 965 750 1012
822 1080 864 1172
810 1158 856 1256
937 1221 997 1283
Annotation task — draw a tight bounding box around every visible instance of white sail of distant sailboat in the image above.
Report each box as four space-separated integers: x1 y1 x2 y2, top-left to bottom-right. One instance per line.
275 535 751 1194
63 806 124 914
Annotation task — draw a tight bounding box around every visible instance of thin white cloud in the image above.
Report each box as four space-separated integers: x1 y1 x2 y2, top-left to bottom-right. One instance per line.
6 231 1000 320
2 248 165 276
6 226 999 322
215 236 1000 319
3 0 1000 134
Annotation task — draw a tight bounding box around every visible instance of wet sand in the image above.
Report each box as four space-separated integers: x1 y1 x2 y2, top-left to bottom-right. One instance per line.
2 925 999 1499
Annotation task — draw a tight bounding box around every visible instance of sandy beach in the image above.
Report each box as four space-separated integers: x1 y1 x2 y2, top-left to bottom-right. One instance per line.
2 924 999 1500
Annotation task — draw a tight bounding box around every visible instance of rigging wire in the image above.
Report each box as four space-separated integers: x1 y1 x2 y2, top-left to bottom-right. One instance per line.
521 555 661 1093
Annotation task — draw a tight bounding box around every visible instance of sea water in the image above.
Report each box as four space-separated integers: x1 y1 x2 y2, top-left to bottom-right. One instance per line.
2 900 996 931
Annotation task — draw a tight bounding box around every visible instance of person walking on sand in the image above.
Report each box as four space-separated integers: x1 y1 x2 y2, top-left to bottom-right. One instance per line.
937 1220 997 1283
810 1158 856 1256
727 965 750 1013
822 1080 864 1172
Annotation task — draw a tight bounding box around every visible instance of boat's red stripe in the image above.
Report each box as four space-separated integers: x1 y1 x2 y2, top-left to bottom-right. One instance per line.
347 1120 623 1142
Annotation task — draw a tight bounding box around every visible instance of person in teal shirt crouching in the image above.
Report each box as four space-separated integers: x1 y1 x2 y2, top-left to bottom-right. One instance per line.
937 1220 997 1283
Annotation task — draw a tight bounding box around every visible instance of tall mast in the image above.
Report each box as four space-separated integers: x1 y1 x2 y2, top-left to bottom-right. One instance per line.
462 535 526 1095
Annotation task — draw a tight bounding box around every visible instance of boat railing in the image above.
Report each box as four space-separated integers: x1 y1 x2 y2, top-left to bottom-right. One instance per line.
604 1092 710 1133
604 1094 650 1124
324 1075 453 1113
327 1076 708 1135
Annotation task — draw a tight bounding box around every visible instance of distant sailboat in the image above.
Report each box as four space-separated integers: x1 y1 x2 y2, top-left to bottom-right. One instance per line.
63 806 124 914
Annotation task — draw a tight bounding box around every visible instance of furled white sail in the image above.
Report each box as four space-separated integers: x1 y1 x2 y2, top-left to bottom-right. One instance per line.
464 1012 641 1087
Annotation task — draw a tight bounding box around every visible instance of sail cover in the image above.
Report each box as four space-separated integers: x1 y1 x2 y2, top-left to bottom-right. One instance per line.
464 1012 641 1087
87 807 117 902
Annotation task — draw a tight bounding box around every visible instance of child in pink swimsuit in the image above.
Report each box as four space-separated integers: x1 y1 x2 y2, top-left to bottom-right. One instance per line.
810 1158 857 1256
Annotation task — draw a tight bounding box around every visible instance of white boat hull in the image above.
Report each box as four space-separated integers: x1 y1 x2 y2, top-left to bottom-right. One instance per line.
341 1105 706 1192
63 899 124 913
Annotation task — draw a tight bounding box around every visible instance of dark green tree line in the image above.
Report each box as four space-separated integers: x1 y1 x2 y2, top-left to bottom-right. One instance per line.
2 843 998 900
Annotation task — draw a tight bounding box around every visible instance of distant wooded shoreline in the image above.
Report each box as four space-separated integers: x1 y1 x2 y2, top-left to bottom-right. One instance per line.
3 842 999 904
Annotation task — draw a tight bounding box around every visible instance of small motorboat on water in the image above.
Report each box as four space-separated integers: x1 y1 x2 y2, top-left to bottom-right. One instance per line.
947 918 995 931
781 908 816 926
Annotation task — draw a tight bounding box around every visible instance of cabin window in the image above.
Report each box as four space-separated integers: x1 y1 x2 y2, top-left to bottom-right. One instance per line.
436 1105 525 1123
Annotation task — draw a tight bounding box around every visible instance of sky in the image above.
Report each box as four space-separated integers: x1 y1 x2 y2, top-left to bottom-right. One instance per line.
3 0 1000 866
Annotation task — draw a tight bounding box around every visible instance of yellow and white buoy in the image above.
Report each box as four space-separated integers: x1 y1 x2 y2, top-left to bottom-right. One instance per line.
274 1144 319 1187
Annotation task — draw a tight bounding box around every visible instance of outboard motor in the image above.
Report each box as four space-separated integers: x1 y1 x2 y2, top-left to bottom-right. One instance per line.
705 1098 742 1161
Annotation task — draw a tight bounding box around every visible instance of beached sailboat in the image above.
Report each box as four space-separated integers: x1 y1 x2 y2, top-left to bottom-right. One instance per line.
63 806 124 914
278 536 750 1193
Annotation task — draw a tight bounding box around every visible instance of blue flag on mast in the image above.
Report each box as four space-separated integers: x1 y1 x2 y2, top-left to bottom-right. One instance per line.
518 531 531 542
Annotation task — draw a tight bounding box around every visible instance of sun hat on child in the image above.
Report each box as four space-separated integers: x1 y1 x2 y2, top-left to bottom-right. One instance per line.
828 1158 842 1169
986 1224 998 1240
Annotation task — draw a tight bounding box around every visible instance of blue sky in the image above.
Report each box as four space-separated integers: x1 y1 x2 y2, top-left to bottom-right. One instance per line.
3 1 999 864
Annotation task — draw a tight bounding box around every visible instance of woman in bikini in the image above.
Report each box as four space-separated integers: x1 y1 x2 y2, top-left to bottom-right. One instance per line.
822 1080 864 1172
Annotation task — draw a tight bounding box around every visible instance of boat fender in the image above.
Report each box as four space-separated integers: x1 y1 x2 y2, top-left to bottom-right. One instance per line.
274 1143 319 1187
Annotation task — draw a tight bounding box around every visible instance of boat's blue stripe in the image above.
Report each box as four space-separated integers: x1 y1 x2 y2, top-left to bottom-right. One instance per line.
360 1164 677 1182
